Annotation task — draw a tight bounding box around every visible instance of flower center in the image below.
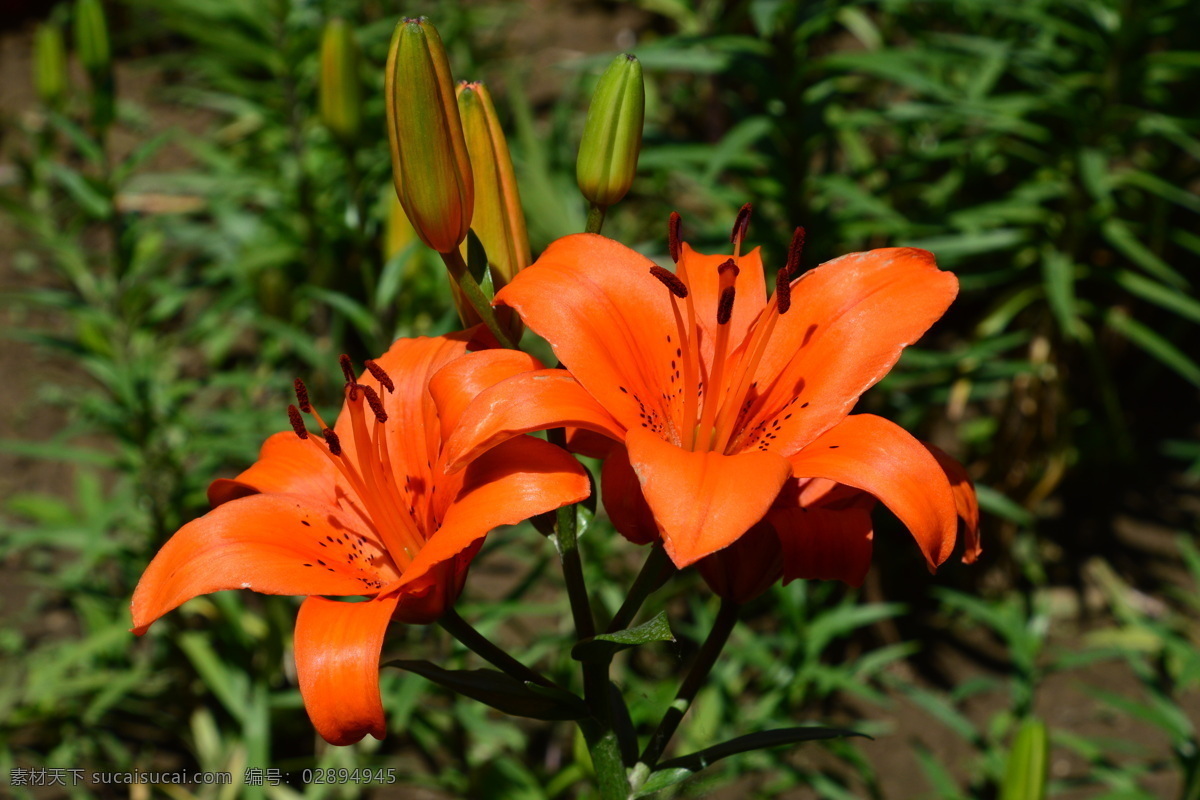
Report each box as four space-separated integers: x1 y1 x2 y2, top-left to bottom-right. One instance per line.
650 210 804 455
288 357 424 570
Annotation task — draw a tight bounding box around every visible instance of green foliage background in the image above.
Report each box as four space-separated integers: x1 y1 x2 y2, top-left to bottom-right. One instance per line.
1 0 1197 797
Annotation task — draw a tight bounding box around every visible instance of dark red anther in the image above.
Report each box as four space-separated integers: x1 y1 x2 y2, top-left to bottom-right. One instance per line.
359 384 388 423
785 226 805 276
364 359 394 393
293 379 312 413
338 354 356 384
668 212 682 263
775 266 792 315
730 203 753 244
717 258 740 278
717 286 736 325
287 405 309 439
323 428 342 456
649 266 688 299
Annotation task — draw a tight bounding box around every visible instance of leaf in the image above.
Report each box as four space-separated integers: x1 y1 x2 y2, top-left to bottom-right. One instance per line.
571 611 675 663
1114 270 1200 325
1000 718 1049 800
1106 307 1200 388
637 726 868 794
385 660 588 720
1102 218 1188 288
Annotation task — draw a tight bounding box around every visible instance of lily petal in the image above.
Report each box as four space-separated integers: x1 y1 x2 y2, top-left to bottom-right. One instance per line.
131 494 394 635
625 427 792 567
787 414 957 571
600 445 659 545
770 505 875 587
677 243 766 357
741 248 958 456
208 431 341 508
495 234 678 434
924 443 981 564
294 595 398 746
443 369 625 471
395 436 590 591
429 348 543 443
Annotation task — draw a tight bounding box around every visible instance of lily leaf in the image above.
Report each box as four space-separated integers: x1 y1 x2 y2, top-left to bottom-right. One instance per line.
386 660 588 720
632 726 869 796
571 611 675 663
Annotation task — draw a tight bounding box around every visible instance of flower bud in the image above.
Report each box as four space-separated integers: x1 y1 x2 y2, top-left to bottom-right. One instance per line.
385 17 473 254
576 53 644 209
318 19 363 144
74 0 111 78
455 81 530 289
34 23 68 109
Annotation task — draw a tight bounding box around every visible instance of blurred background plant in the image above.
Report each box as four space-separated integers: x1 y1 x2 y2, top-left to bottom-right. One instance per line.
0 0 1196 797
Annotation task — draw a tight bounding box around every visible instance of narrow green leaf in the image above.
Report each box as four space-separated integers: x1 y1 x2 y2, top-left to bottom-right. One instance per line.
655 726 868 773
571 611 674 662
1106 308 1200 388
1000 718 1049 800
385 660 588 720
1114 270 1200 325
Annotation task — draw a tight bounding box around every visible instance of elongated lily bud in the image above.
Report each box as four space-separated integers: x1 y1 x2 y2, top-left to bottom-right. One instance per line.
456 81 530 289
576 53 644 209
75 0 111 77
75 0 114 130
34 24 68 109
385 17 473 254
319 19 363 144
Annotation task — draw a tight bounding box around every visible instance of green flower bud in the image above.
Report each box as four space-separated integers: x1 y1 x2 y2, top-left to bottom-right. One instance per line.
319 19 363 144
74 0 111 78
576 53 644 209
456 81 530 289
385 17 473 254
34 24 68 108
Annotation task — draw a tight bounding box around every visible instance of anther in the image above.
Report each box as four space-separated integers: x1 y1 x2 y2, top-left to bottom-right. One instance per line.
730 203 753 244
323 428 342 456
649 266 688 298
775 266 792 315
293 379 312 413
288 405 308 439
785 226 805 275
668 212 682 262
717 258 740 278
364 359 394 393
717 286 736 325
359 384 388 423
338 354 356 384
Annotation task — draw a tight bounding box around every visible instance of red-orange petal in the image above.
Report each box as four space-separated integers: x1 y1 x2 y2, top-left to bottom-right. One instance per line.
443 369 625 472
625 427 792 568
208 431 341 508
786 414 957 571
495 234 677 434
677 243 767 358
294 595 398 746
429 348 544 443
394 436 590 591
924 443 982 564
694 520 783 603
741 248 958 456
600 445 660 546
131 494 393 635
770 505 875 587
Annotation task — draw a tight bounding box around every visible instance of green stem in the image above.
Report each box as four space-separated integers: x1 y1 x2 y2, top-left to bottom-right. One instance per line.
582 720 631 800
439 249 516 348
605 544 674 634
438 608 555 688
585 203 607 235
636 599 740 773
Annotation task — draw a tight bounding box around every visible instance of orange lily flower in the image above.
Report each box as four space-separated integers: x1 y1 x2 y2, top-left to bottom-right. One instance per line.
131 332 589 746
443 210 971 579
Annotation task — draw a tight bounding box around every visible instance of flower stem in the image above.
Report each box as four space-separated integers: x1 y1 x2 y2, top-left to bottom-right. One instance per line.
605 544 674 634
438 608 555 688
439 248 517 349
636 599 740 772
585 203 607 235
